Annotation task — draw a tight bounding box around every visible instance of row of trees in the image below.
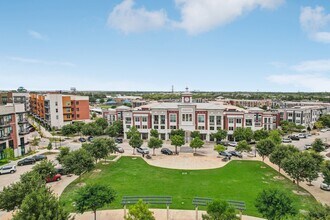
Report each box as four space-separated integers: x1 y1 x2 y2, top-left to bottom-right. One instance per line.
61 118 123 137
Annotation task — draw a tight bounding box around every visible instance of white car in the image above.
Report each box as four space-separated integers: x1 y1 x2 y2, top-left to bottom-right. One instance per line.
228 142 238 147
137 147 150 154
321 129 327 133
298 133 307 138
0 165 16 175
304 144 312 150
320 182 330 191
282 138 292 143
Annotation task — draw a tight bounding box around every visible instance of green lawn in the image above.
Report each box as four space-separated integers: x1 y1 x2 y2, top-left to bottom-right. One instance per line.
60 157 318 217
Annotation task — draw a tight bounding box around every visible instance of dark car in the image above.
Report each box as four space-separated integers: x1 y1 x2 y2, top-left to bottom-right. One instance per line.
87 136 94 142
161 148 173 155
115 138 123 144
216 140 229 146
289 135 300 141
78 137 86 142
114 146 124 153
229 151 242 158
219 151 232 158
46 174 61 183
17 158 36 166
55 167 68 175
32 154 47 161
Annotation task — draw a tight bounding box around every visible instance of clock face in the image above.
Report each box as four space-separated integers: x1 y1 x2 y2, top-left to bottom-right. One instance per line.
184 97 190 102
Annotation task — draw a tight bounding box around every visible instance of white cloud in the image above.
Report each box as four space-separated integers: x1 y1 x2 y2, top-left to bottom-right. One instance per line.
28 30 47 40
267 73 330 92
292 59 330 72
107 0 168 33
300 6 330 43
173 0 284 34
8 56 75 67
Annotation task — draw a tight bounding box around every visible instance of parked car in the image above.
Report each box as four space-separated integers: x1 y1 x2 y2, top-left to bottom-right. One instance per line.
87 136 94 142
115 138 123 144
228 142 238 147
219 151 232 158
282 138 292 143
161 148 173 155
32 154 47 161
78 137 86 142
229 151 242 158
324 143 330 149
289 135 300 141
46 174 62 183
17 158 36 166
321 129 327 133
298 133 307 138
216 140 229 146
55 165 69 175
320 182 330 191
0 165 16 175
115 146 124 153
304 144 312 150
137 147 149 154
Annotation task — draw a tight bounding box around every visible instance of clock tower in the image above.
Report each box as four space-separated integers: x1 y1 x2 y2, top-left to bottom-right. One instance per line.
182 87 192 103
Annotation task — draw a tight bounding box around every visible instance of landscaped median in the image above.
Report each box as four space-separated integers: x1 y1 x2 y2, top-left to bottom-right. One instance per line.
60 156 318 217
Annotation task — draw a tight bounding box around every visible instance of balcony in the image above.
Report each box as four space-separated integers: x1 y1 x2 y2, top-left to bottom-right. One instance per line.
18 118 29 124
19 129 29 135
0 134 11 141
0 121 11 128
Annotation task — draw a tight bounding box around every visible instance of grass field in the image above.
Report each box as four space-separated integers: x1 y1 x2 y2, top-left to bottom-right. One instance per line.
60 157 318 217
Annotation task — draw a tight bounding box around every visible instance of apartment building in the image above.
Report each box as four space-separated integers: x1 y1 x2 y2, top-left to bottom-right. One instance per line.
104 91 279 142
0 103 30 159
30 93 90 129
0 92 30 112
278 106 328 128
224 99 272 108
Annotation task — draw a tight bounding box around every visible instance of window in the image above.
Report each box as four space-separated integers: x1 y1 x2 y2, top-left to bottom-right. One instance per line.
161 125 165 129
198 115 205 123
170 125 177 129
142 116 148 122
216 116 221 124
142 125 148 129
182 114 192 122
210 126 215 130
154 125 159 129
56 115 59 120
55 102 58 106
56 108 58 113
153 115 159 124
135 117 140 122
229 127 234 131
160 115 166 124
77 114 80 118
245 119 252 126
126 125 131 129
125 117 132 124
296 113 301 118
136 125 141 129
77 108 80 112
209 116 215 124
198 126 205 130
229 118 234 124
288 113 293 117
170 114 177 122
236 119 242 124
76 101 79 105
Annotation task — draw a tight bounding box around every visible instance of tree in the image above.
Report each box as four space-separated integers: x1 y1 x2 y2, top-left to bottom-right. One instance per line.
282 152 311 186
235 140 251 153
61 124 77 136
83 138 111 162
322 161 330 186
280 121 297 134
112 120 124 135
305 203 330 220
233 128 245 142
202 200 238 220
95 118 108 130
57 147 70 164
125 200 155 220
211 128 227 142
312 138 325 152
270 145 298 172
62 148 95 177
75 184 116 220
171 135 185 154
105 125 118 137
243 128 254 142
253 129 269 141
314 121 324 130
150 129 159 139
129 133 143 155
13 186 70 220
255 139 276 161
190 137 204 153
0 171 44 211
74 121 85 134
127 126 139 139
191 131 201 139
214 144 226 153
170 129 185 138
47 141 52 151
268 130 282 145
32 160 56 179
148 137 163 156
82 123 104 136
4 148 14 160
255 188 297 220
31 136 40 146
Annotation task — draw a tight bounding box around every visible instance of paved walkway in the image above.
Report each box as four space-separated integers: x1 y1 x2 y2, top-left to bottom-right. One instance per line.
73 209 265 220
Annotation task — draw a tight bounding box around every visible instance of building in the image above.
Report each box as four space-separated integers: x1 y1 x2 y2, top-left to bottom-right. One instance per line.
278 106 328 128
30 93 90 129
0 103 30 158
104 90 280 142
223 98 272 108
0 92 30 112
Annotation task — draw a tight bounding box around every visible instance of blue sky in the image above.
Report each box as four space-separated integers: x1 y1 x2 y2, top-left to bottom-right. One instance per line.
0 0 330 92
